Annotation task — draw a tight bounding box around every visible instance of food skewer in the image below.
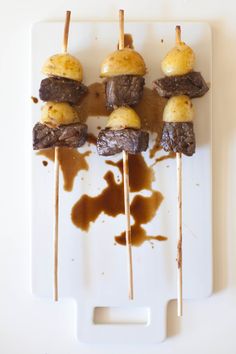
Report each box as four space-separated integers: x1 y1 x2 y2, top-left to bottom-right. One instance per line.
175 26 183 317
53 10 71 302
97 9 148 299
33 10 88 301
119 9 133 300
153 25 209 316
176 151 182 316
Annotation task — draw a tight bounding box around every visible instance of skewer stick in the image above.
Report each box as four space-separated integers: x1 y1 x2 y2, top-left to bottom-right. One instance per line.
176 152 182 316
53 146 60 301
53 10 71 302
119 9 134 300
176 25 183 316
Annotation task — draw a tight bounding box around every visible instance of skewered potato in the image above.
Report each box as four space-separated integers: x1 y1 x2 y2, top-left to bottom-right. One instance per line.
42 53 83 81
161 42 195 77
106 106 141 130
100 48 146 77
163 95 194 123
41 102 80 127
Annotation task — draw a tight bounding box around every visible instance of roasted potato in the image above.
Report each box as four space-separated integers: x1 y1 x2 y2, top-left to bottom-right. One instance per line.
41 102 80 127
161 42 195 76
42 53 83 81
106 106 141 130
163 95 194 122
100 48 146 77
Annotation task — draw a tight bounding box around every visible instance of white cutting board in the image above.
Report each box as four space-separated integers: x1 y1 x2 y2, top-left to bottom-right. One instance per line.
31 21 212 344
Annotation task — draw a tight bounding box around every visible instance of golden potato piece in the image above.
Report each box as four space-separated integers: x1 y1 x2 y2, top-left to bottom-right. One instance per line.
42 53 83 81
163 95 194 123
106 106 141 130
41 102 80 127
100 48 146 77
161 42 195 76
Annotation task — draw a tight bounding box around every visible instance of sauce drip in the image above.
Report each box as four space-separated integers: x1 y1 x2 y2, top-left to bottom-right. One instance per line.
31 96 38 103
151 151 176 167
37 148 91 191
106 154 154 192
71 153 169 246
75 83 109 123
87 133 97 146
135 88 167 140
149 145 162 159
71 171 124 231
115 191 164 246
117 33 134 49
115 223 167 247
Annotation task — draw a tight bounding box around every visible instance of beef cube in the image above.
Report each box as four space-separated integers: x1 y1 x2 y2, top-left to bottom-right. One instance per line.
153 72 209 98
39 77 87 104
33 122 87 150
97 128 149 156
161 122 195 156
105 75 145 109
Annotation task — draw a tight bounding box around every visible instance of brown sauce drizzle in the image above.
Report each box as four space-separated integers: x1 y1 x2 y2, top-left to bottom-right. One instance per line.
87 133 97 145
115 223 167 247
149 145 162 159
31 96 38 103
106 154 154 192
75 83 109 123
37 148 90 191
71 153 169 246
135 88 167 141
151 152 176 167
37 149 55 161
117 33 134 49
115 191 165 246
71 171 124 231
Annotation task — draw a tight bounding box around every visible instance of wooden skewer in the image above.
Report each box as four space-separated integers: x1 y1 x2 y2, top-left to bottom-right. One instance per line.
53 10 71 302
53 146 60 301
119 9 134 300
176 152 182 316
175 25 183 316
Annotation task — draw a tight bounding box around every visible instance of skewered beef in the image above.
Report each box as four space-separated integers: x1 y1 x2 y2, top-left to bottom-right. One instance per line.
33 122 87 150
97 128 149 156
39 77 87 104
153 72 209 98
161 122 195 156
105 75 145 109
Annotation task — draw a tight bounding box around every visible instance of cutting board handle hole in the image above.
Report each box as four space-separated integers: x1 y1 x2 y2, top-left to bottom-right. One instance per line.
93 307 150 325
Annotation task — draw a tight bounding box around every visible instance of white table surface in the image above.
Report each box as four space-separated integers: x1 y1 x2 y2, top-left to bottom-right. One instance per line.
0 0 235 353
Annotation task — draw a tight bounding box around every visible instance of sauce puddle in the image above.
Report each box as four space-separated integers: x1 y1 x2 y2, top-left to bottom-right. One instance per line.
115 191 165 246
106 154 154 192
37 147 91 191
151 152 176 167
71 171 124 231
71 154 168 246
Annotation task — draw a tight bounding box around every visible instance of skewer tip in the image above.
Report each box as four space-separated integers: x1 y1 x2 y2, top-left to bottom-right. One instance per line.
63 10 71 53
175 25 181 45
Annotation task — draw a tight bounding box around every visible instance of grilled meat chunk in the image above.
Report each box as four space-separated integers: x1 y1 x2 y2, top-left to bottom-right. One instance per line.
33 122 87 150
153 72 209 98
39 76 87 104
105 75 145 109
161 122 195 156
97 128 149 156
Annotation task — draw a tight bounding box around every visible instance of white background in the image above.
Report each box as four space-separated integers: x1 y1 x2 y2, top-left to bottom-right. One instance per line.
0 0 235 353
